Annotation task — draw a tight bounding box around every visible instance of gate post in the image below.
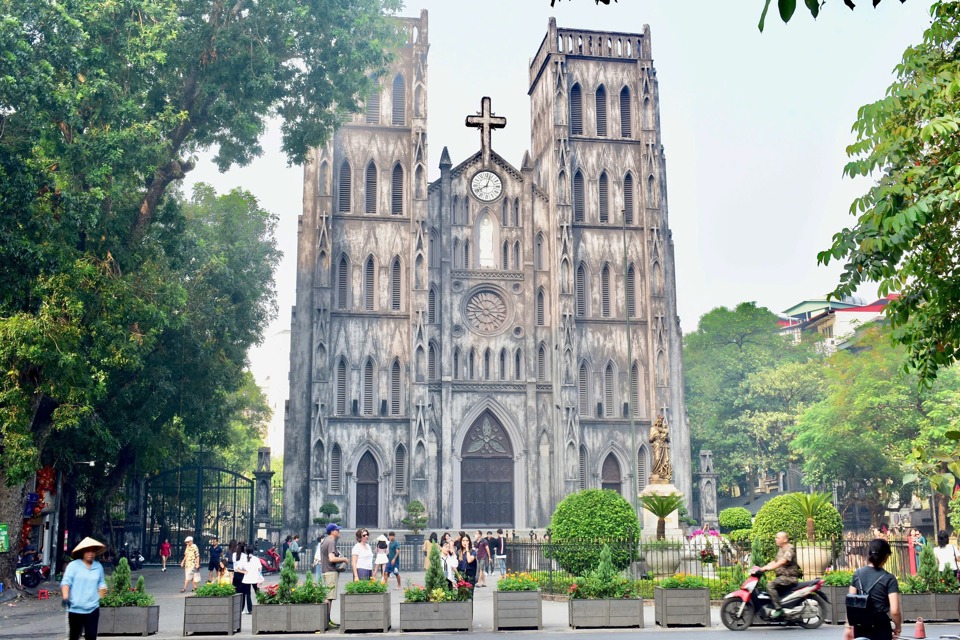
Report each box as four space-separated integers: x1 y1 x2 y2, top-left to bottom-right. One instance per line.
253 448 275 543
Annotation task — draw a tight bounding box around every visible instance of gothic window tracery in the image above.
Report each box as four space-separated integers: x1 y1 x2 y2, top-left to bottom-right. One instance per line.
338 160 352 213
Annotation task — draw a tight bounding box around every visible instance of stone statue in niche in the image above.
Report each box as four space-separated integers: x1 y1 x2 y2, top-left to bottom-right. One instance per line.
649 415 671 483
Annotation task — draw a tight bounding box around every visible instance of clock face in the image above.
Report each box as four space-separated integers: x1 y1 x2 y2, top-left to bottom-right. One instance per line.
471 171 503 202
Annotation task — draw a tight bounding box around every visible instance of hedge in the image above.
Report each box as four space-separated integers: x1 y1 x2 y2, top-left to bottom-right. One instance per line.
548 489 640 575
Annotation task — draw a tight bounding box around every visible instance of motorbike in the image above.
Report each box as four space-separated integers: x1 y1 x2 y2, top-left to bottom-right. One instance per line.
258 547 282 574
117 544 144 571
16 562 51 589
720 566 827 630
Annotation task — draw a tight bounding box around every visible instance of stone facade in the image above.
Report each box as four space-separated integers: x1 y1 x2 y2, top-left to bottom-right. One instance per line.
283 12 691 535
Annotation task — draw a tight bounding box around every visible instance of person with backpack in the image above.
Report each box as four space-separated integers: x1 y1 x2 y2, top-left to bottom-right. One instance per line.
844 538 901 640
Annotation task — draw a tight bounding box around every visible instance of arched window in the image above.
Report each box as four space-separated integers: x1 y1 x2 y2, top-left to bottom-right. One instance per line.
365 86 380 124
414 254 423 289
647 174 657 208
534 233 544 270
604 362 615 417
428 342 438 380
415 347 424 382
429 229 439 267
513 198 520 226
499 348 507 381
626 264 637 318
336 358 348 416
365 161 377 214
338 160 352 213
312 441 325 478
575 263 588 317
390 359 402 415
536 288 545 326
515 348 523 380
468 349 476 380
453 238 461 268
453 347 461 380
391 164 404 215
570 83 583 135
390 257 402 310
513 242 521 271
392 73 406 125
537 343 547 381
319 161 329 196
620 86 632 138
337 255 350 309
394 444 407 493
631 361 644 417
428 286 437 324
483 348 491 380
452 196 460 225
598 171 609 223
560 258 570 294
623 173 634 225
578 363 589 416
501 241 509 270
363 256 375 311
578 445 587 490
601 264 611 318
501 199 509 226
464 240 471 269
573 171 585 222
331 444 342 493
596 84 607 136
637 445 648 493
362 358 375 415
477 211 494 268
601 453 622 493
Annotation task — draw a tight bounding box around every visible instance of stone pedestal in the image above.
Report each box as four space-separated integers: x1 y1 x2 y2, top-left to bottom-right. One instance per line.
640 483 684 539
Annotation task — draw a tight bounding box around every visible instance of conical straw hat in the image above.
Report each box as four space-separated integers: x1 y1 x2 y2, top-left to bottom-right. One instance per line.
72 537 106 559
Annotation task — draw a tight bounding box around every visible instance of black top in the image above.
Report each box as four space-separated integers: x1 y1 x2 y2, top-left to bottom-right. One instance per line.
852 566 899 616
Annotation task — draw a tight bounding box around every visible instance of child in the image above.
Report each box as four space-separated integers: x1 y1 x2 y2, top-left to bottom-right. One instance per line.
216 559 232 585
374 534 389 581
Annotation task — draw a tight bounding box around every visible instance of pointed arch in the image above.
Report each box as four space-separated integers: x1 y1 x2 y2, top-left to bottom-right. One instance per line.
428 286 438 324
575 262 589 317
394 443 407 493
620 86 633 138
604 361 616 417
560 258 570 294
601 452 623 493
363 255 376 311
501 241 510 270
513 241 521 271
623 172 635 225
631 361 645 418
499 348 508 381
501 199 509 226
390 358 402 415
414 441 427 479
429 228 439 267
483 348 492 380
362 357 376 416
414 254 424 289
646 174 657 208
364 160 377 214
578 362 590 416
476 208 496 268
392 73 406 125
514 348 523 380
573 170 585 222
453 347 461 380
390 256 402 310
464 239 471 269
536 287 545 326
468 348 476 380
637 444 649 493
452 238 461 269
537 342 548 382
598 171 609 223
415 346 425 382
338 160 352 213
656 349 667 386
596 84 607 136
570 83 583 135
565 441 577 480
365 85 380 124
336 254 350 309
391 163 404 215
335 358 349 416
428 341 439 380
601 263 612 318
312 440 325 478
558 170 567 203
513 198 520 226
319 160 330 196
534 232 544 270
330 443 343 493
642 96 654 130
627 263 637 318
452 195 460 225
579 445 588 490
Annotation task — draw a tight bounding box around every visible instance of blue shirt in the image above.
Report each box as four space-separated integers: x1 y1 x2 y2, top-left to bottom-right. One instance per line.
387 540 400 562
61 559 107 614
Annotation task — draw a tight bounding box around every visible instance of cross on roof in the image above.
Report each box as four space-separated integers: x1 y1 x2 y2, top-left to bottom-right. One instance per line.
465 96 506 165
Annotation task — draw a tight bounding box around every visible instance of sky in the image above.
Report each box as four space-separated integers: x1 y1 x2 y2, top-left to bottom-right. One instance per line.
183 0 935 452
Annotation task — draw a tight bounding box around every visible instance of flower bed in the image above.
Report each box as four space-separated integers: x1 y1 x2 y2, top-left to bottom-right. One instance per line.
253 552 329 634
340 580 390 633
99 557 159 636
183 584 242 636
654 575 711 628
493 573 541 630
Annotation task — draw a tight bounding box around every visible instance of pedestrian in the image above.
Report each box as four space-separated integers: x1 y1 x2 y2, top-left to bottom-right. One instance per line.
474 531 489 587
290 534 301 564
844 538 901 640
206 537 222 583
441 540 458 589
216 559 232 585
320 524 349 630
179 536 200 593
231 541 246 594
158 539 171 573
386 531 402 590
485 531 496 576
458 533 477 590
61 537 108 640
240 546 264 613
933 530 959 573
493 528 507 578
759 531 800 617
312 535 325 581
373 534 389 581
351 529 373 581
226 539 237 571
281 535 291 562
422 532 437 571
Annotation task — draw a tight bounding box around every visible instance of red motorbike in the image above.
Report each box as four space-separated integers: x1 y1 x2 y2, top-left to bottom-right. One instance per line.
720 566 827 630
258 547 282 574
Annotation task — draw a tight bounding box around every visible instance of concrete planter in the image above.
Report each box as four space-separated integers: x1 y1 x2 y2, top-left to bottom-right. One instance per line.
252 603 327 634
796 545 832 579
568 598 644 629
901 593 936 622
493 590 541 630
399 600 472 631
654 587 710 627
182 593 242 636
340 592 391 633
822 585 848 624
934 593 960 621
98 606 160 636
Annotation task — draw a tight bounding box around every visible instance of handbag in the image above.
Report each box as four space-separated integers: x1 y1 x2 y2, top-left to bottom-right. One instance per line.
193 573 201 584
845 570 884 628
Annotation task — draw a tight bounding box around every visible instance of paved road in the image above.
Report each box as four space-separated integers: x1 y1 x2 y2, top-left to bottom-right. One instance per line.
3 567 960 639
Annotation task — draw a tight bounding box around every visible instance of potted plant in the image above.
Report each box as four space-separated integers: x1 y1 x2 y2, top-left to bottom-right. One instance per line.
640 539 682 577
568 545 644 629
399 543 472 631
641 493 684 541
340 578 390 632
401 500 428 545
253 551 329 634
900 544 960 621
786 492 834 575
183 582 241 636
821 569 854 624
312 502 341 528
99 557 159 636
493 572 541 630
654 573 711 627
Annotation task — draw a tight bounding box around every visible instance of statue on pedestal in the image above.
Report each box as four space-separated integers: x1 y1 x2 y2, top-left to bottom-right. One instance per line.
649 415 672 483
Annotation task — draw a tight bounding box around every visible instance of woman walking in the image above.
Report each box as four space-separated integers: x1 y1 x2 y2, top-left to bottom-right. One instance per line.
933 530 959 572
159 539 171 572
240 546 264 613
373 535 389 582
351 529 374 581
844 538 901 640
61 537 109 640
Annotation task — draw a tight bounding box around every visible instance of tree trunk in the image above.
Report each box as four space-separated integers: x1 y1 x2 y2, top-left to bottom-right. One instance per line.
0 479 27 591
657 517 665 541
806 517 815 543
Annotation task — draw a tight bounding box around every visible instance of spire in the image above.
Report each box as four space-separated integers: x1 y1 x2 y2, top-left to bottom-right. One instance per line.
439 146 452 168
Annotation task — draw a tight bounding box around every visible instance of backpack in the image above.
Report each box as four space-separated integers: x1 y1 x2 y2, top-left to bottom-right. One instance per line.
845 569 885 628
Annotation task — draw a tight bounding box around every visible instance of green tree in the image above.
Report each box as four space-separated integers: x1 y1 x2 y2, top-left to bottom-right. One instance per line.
818 1 960 383
639 493 684 541
549 489 640 575
758 0 910 31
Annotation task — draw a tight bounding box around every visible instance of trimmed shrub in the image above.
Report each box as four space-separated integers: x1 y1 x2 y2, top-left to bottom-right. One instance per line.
751 492 842 562
718 507 752 533
549 489 640 575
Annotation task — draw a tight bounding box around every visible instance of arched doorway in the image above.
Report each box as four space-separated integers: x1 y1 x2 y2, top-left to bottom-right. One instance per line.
356 452 379 528
461 412 514 527
601 453 622 494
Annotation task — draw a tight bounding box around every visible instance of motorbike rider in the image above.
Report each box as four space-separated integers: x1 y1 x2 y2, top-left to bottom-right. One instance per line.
760 531 800 617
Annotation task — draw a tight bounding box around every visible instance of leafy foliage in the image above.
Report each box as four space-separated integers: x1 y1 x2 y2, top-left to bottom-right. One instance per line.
423 542 447 595
901 544 960 593
568 545 640 600
752 493 843 560
257 569 328 605
758 0 908 31
719 507 753 533
785 492 834 542
401 500 428 534
313 502 341 527
658 573 710 589
344 578 387 594
549 489 640 574
496 572 539 592
640 493 684 541
817 1 960 383
100 558 155 608
822 569 855 587
403 583 428 602
194 583 236 597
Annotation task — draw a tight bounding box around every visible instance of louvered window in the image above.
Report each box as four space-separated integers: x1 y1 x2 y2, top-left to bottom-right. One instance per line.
513 242 520 270
464 241 470 269
453 348 460 380
390 360 401 414
515 349 523 380
627 265 637 317
363 257 375 310
596 85 607 136
390 258 401 310
468 350 475 379
601 453 621 493
502 200 509 226
330 444 342 493
637 445 647 492
363 360 374 415
575 264 587 317
631 363 641 417
573 172 585 222
338 161 351 213
570 84 583 135
502 242 509 270
537 345 546 381
534 234 543 270
428 344 437 380
624 173 634 225
452 196 459 225
620 86 632 138
365 89 380 124
391 164 403 215
601 265 611 317
579 446 587 490
578 364 589 416
429 231 439 267
499 349 507 381
337 256 349 309
428 287 437 323
513 199 520 226
536 289 545 326
599 172 609 223
394 445 406 493
453 239 461 268
336 360 348 415
483 349 491 380
365 162 377 214
392 74 405 125
604 363 614 416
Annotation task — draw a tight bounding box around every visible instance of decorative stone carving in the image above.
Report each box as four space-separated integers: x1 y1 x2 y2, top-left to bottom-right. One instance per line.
464 417 509 455
465 290 508 334
649 415 671 484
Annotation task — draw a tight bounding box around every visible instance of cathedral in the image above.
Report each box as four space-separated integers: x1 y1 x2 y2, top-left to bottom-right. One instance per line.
283 10 691 535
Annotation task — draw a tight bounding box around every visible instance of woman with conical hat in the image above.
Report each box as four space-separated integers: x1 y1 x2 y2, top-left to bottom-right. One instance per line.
60 537 108 640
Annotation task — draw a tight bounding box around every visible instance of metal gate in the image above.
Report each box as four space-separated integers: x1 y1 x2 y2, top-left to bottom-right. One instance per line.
142 466 255 562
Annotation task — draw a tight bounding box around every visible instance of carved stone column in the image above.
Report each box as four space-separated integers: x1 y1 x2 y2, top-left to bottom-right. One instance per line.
698 450 719 530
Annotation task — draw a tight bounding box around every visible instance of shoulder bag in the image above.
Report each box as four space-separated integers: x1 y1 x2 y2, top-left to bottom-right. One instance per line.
845 570 885 628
